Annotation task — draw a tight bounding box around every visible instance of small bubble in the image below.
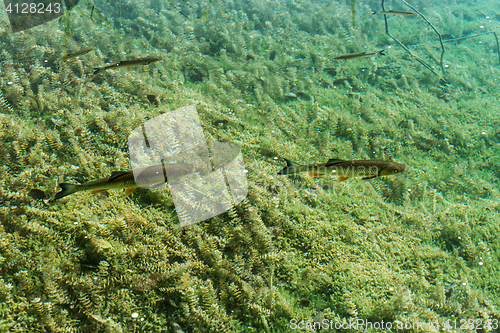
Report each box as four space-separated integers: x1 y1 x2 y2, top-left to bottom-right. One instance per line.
479 262 483 266
7 81 12 85
131 312 139 319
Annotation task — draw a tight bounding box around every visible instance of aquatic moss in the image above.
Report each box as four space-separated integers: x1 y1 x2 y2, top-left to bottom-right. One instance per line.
0 0 499 331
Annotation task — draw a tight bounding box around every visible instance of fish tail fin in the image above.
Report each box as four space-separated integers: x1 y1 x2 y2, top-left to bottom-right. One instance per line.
54 183 78 200
277 158 298 175
379 49 386 56
93 67 103 75
372 10 377 15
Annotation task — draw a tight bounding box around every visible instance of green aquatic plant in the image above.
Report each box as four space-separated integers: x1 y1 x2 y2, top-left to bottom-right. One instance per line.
0 0 500 331
324 0 356 27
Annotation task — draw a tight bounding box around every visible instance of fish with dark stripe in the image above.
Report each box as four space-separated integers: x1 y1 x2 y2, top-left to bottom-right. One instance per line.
93 56 163 75
62 46 95 62
53 163 193 200
333 50 385 60
277 158 405 181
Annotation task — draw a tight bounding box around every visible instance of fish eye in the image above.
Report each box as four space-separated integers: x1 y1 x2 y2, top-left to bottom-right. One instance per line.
394 169 398 173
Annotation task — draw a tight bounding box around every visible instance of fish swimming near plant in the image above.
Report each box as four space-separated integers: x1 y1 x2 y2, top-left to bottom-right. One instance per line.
28 95 43 112
277 158 405 181
93 56 163 74
373 10 417 16
62 46 96 62
333 50 385 60
53 163 194 200
146 94 159 106
29 189 47 200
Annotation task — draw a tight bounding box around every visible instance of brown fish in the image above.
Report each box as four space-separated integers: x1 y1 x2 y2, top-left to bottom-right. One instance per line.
334 50 385 60
62 46 96 62
93 56 163 74
277 158 405 181
53 163 193 200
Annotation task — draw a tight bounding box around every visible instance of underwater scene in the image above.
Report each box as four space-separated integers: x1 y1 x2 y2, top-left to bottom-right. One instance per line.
1 0 500 331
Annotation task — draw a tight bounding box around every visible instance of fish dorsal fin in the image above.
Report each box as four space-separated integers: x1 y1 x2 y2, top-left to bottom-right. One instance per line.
326 158 345 165
284 158 296 167
109 171 129 181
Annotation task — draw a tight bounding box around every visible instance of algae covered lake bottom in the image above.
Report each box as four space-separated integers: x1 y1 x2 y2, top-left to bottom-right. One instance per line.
0 0 499 331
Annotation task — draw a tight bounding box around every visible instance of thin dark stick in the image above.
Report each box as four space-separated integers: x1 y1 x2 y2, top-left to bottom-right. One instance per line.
413 32 500 65
401 0 445 72
381 0 446 82
441 32 498 65
493 32 500 64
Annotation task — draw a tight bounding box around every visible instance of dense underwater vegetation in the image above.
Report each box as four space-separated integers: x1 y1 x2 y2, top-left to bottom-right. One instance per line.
0 0 499 331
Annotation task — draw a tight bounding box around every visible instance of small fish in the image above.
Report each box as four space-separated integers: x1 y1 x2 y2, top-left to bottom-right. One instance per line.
334 50 385 60
269 50 276 61
277 158 405 181
297 299 311 306
50 118 67 127
29 189 47 200
62 46 96 62
53 163 194 200
373 10 417 16
93 56 163 74
28 95 43 112
146 94 159 106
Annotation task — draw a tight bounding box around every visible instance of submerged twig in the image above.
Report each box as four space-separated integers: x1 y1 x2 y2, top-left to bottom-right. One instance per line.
413 32 500 65
401 0 445 72
493 32 500 64
381 0 447 81
441 32 500 65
